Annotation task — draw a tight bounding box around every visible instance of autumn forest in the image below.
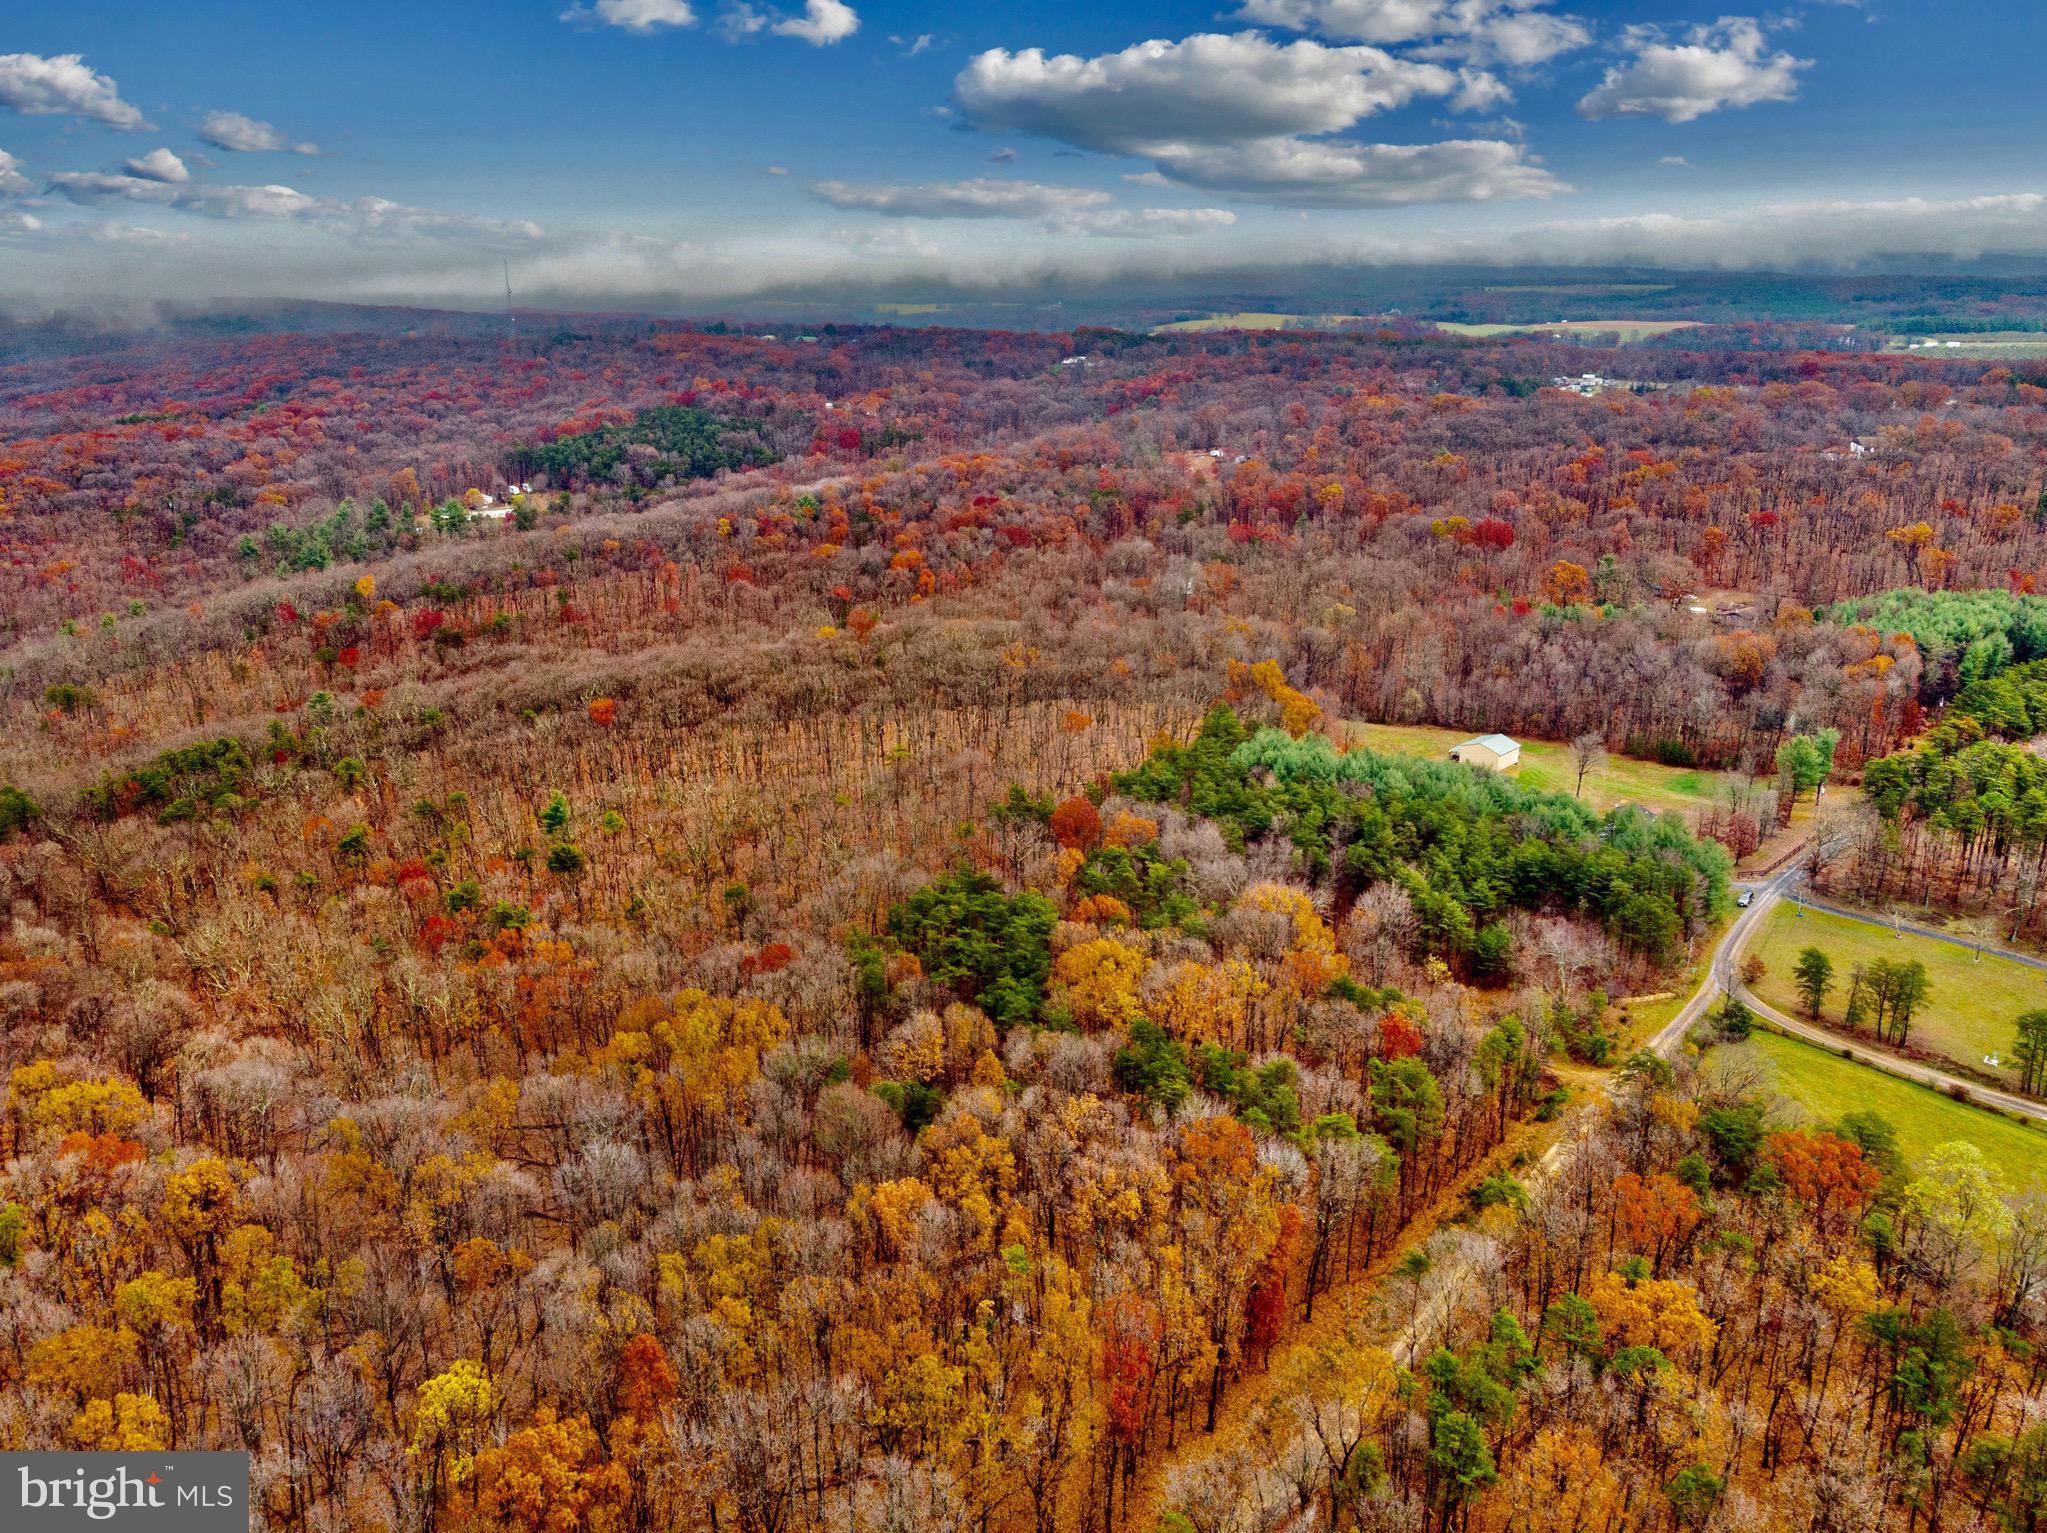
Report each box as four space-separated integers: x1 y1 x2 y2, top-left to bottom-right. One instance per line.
4 308 2047 1533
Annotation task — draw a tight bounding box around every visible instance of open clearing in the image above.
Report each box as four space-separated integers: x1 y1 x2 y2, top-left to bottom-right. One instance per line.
1153 312 1365 333
1346 720 1846 872
1726 1029 2047 1188
1150 312 1701 343
1431 319 1702 342
1745 902 2047 1084
1883 332 2047 358
1346 721 1723 816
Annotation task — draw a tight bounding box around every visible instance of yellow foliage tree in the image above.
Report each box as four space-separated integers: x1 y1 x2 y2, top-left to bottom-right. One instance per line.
68 1393 171 1451
1242 659 1323 737
467 1405 627 1533
28 1325 137 1405
1239 884 1349 993
1584 1269 1717 1368
1145 959 1268 1048
412 1359 500 1488
10 1068 148 1145
1053 939 1149 1030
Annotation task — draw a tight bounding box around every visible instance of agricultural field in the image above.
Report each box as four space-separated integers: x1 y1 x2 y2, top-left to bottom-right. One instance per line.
1744 903 2047 1083
1429 319 1702 341
1153 311 1366 332
1883 331 2047 357
1727 1029 2047 1188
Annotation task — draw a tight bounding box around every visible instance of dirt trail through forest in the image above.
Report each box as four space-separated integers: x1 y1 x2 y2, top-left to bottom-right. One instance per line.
1120 867 1777 1525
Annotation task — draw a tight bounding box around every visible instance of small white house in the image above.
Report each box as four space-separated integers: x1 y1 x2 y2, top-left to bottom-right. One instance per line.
1450 734 1521 772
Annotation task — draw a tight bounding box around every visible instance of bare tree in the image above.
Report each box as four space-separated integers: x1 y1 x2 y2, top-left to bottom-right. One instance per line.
1569 732 1608 799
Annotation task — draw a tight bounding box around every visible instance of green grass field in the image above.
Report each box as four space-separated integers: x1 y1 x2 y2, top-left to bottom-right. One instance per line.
1745 903 2047 1085
1429 319 1701 342
1345 722 1722 817
1727 1029 2047 1188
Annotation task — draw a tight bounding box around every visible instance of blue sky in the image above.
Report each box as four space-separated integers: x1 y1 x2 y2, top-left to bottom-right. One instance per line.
1 1 2042 309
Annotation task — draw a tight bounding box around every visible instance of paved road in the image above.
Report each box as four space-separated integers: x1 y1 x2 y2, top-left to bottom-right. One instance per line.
1650 862 1808 1058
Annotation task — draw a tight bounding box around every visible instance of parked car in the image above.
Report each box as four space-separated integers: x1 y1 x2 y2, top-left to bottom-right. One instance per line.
1736 890 1754 908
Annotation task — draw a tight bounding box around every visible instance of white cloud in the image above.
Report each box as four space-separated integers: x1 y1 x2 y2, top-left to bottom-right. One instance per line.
1482 194 2047 270
957 33 1458 152
14 190 2047 317
1461 10 1590 67
1236 1 1591 66
764 164 790 175
1122 170 1172 187
197 110 321 155
805 176 1234 238
717 3 768 38
0 53 147 129
809 177 1111 219
0 148 29 198
0 210 42 235
1659 154 1690 166
1055 207 1240 237
1237 0 1459 44
564 0 698 32
1578 18 1808 123
123 148 190 184
53 172 315 219
773 0 858 45
953 31 1560 207
1451 68 1510 111
1148 136 1566 205
47 171 544 245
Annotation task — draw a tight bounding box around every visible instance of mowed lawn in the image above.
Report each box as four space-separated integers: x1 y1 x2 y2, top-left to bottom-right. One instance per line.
1730 1029 2047 1189
1345 721 1722 817
1745 903 2047 1084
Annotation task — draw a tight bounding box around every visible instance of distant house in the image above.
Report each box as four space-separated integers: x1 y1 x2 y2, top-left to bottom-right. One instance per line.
1450 734 1521 772
1551 373 1607 396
